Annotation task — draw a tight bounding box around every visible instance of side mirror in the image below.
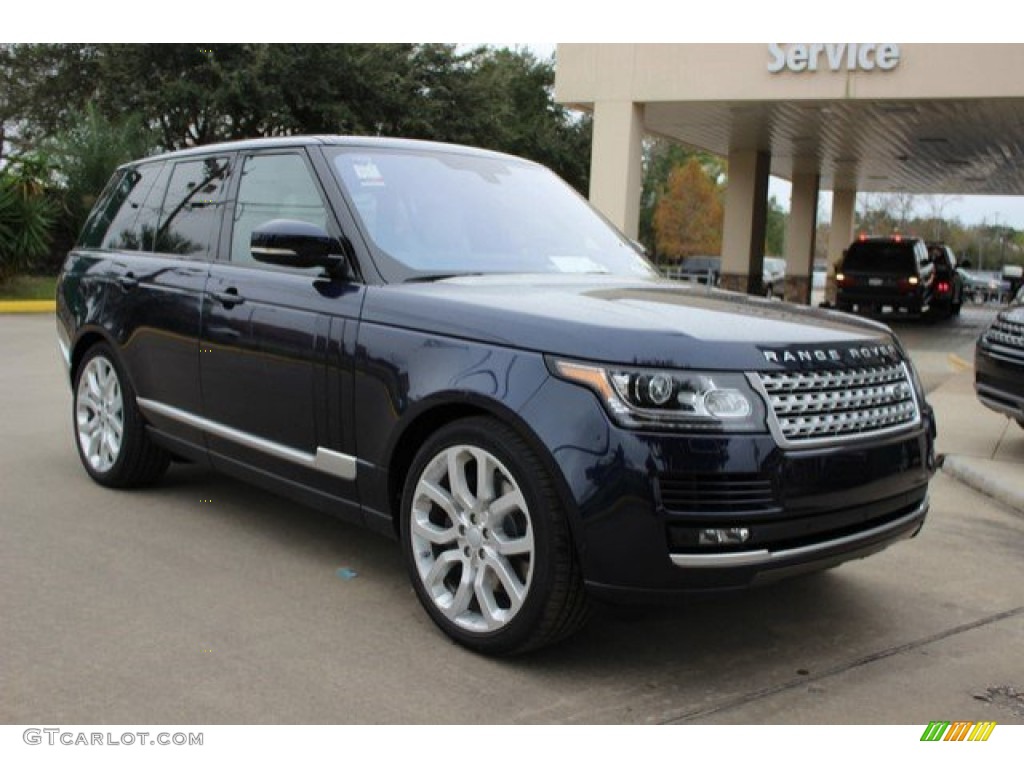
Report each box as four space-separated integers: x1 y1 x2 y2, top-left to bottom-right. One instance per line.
251 219 349 274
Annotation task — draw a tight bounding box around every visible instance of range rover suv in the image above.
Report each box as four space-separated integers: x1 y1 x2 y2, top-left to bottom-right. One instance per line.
56 137 936 654
976 286 1024 427
836 236 935 318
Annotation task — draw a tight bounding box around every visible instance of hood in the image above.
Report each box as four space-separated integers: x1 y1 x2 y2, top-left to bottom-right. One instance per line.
361 275 898 371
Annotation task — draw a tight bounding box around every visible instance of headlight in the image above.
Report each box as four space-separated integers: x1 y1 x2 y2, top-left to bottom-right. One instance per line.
549 358 767 432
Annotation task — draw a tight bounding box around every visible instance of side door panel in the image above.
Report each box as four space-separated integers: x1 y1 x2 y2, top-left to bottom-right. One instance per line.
199 149 364 518
85 157 232 449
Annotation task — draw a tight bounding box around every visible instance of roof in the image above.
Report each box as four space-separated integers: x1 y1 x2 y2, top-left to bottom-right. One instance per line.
121 135 526 168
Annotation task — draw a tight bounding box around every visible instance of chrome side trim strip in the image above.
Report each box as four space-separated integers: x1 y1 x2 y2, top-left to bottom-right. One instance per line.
314 447 358 480
57 337 71 374
250 246 297 258
136 398 357 480
669 498 928 569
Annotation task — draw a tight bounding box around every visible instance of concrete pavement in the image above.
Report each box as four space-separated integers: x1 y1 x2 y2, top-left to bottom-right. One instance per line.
930 366 1024 515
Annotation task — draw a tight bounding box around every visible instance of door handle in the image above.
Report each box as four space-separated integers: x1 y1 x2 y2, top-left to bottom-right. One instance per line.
116 273 138 290
210 287 245 308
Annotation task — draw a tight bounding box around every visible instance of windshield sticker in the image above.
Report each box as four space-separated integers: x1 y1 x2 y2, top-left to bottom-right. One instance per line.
352 158 385 187
550 256 609 274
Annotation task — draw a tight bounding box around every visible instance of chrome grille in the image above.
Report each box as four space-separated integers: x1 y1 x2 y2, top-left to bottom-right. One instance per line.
984 315 1024 353
756 362 919 444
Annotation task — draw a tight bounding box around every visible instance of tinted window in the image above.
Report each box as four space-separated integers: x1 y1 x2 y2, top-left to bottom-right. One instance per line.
130 162 171 251
155 157 230 259
230 153 329 266
79 163 166 250
78 169 132 248
843 242 917 273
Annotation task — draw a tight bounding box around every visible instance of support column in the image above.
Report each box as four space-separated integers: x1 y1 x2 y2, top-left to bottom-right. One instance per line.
720 148 770 294
826 188 857 304
588 100 644 240
784 172 820 305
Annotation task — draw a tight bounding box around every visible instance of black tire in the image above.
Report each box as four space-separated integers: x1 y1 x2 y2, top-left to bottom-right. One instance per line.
72 342 170 488
400 416 590 655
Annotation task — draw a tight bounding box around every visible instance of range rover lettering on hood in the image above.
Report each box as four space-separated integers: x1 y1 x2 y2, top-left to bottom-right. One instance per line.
759 342 900 368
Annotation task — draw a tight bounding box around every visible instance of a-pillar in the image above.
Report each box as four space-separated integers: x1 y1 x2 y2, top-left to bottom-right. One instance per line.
588 100 644 240
721 149 770 294
826 188 857 304
784 172 820 304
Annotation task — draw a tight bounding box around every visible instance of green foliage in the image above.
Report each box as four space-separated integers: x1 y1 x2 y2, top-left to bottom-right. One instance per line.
46 105 157 237
0 274 57 300
2 43 590 193
0 159 58 282
764 196 787 257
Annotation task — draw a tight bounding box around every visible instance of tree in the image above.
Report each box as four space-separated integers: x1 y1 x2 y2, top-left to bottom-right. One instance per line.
764 195 787 257
46 105 158 238
0 153 58 282
640 139 725 257
653 157 723 260
0 44 591 192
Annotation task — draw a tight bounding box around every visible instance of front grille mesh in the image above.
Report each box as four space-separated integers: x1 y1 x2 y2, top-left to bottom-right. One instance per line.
756 362 919 443
984 315 1024 358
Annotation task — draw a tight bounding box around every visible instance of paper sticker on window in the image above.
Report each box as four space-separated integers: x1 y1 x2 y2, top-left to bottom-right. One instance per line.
550 256 609 274
352 158 385 187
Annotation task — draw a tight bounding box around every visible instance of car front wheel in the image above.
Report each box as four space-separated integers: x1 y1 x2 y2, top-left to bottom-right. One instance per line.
73 343 169 488
400 417 589 655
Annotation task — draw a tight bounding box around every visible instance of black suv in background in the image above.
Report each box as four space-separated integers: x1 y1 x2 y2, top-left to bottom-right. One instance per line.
836 236 935 318
976 286 1024 427
926 241 965 317
56 137 936 654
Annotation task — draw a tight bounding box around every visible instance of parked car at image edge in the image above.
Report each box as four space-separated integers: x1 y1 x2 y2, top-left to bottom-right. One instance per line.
976 285 1024 428
57 136 937 655
835 235 938 319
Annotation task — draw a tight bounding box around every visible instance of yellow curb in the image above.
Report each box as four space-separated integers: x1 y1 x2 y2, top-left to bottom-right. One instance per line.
948 353 973 372
0 300 56 314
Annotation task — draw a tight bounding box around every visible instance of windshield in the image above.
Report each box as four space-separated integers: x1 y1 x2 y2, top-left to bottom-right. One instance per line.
328 146 656 281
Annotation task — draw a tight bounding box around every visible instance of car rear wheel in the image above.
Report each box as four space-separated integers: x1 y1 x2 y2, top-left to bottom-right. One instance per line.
73 343 170 488
400 417 589 655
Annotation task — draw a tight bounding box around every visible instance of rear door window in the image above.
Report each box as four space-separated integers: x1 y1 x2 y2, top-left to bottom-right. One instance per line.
155 156 231 260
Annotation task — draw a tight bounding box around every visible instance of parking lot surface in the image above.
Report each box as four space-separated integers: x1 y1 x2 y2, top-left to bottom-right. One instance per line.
2 313 1022 724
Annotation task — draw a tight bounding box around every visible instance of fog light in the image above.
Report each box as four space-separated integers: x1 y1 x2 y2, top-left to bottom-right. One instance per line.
699 527 751 546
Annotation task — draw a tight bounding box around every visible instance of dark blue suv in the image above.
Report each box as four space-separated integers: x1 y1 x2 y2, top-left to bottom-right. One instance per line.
57 137 936 654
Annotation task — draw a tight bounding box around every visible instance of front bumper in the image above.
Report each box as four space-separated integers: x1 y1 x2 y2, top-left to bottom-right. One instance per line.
520 376 936 599
976 342 1024 421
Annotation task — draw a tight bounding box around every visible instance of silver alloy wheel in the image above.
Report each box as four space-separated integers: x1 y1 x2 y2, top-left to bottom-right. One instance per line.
75 355 124 474
410 444 535 633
